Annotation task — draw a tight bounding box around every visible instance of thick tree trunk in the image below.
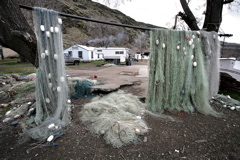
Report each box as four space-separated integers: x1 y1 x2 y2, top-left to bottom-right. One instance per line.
179 0 200 30
202 0 224 32
0 0 37 67
0 49 4 60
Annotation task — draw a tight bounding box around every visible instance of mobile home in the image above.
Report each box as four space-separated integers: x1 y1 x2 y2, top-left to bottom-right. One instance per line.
94 47 130 64
63 44 103 64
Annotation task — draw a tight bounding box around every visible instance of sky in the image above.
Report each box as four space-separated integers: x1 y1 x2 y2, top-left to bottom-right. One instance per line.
93 0 240 44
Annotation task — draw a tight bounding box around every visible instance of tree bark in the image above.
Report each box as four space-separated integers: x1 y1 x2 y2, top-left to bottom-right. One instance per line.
0 49 4 60
0 0 37 67
179 0 200 30
179 0 235 32
202 0 224 32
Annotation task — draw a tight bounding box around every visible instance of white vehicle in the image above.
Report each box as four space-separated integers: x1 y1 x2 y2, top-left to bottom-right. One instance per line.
94 47 130 64
220 57 240 82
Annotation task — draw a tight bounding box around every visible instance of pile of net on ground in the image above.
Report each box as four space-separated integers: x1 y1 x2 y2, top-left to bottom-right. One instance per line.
20 8 71 143
80 90 150 148
147 29 221 116
211 94 240 111
68 77 104 99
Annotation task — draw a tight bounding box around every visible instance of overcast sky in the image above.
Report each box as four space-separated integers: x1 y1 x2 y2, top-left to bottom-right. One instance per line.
93 0 240 44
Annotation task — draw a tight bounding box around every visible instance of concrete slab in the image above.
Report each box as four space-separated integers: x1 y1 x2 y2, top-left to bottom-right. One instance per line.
136 66 148 78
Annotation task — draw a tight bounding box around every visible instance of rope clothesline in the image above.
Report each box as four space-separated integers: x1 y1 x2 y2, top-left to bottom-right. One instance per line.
19 5 160 31
19 5 232 37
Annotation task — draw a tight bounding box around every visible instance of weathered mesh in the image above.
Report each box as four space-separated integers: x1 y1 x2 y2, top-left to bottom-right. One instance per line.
80 90 150 148
147 29 221 116
67 77 104 99
20 8 71 142
211 94 240 111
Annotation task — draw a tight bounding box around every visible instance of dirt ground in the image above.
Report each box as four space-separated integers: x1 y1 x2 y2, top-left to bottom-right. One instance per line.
1 61 240 160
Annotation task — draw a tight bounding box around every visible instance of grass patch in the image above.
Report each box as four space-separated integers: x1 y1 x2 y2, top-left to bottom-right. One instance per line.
0 67 36 75
67 60 105 68
0 59 18 62
218 88 240 101
0 59 36 75
80 60 105 66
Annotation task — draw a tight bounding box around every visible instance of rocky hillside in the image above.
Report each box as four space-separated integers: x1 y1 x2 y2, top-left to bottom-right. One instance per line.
221 42 240 60
18 0 160 50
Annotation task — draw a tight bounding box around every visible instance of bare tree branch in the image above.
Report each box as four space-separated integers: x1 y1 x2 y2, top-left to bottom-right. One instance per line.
179 0 200 30
223 0 234 4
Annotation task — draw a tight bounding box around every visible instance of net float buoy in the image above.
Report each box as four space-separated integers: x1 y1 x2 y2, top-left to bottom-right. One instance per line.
45 50 49 56
40 25 45 31
50 27 54 33
46 31 50 37
55 27 59 33
54 54 58 60
58 18 62 24
162 43 165 48
47 135 54 142
48 123 55 129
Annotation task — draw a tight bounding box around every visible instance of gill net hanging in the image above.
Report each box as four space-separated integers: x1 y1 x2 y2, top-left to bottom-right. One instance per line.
21 8 71 142
147 29 221 116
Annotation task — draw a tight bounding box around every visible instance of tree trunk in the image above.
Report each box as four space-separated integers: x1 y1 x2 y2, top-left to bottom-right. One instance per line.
179 0 200 30
179 0 234 32
0 49 4 59
0 0 37 67
202 0 224 32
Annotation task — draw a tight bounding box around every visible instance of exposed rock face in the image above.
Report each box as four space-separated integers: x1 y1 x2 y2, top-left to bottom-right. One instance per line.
17 0 159 49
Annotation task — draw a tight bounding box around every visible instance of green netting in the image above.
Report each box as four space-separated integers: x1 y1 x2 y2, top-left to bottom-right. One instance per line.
73 80 94 98
20 8 71 143
80 90 149 148
67 77 104 99
147 29 221 116
211 94 240 111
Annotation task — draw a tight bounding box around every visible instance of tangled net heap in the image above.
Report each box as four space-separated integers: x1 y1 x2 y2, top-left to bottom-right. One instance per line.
80 90 149 148
211 94 240 111
20 8 71 142
68 77 104 99
147 29 221 116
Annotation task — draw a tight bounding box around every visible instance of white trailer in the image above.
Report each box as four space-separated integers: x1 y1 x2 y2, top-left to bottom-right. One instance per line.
94 47 130 64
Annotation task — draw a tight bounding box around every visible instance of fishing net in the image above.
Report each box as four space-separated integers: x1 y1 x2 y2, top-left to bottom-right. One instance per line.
147 29 221 116
80 90 150 148
211 94 240 111
68 77 104 99
20 8 71 142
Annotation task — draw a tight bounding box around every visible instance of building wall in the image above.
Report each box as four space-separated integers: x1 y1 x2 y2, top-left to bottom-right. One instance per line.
64 45 105 61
